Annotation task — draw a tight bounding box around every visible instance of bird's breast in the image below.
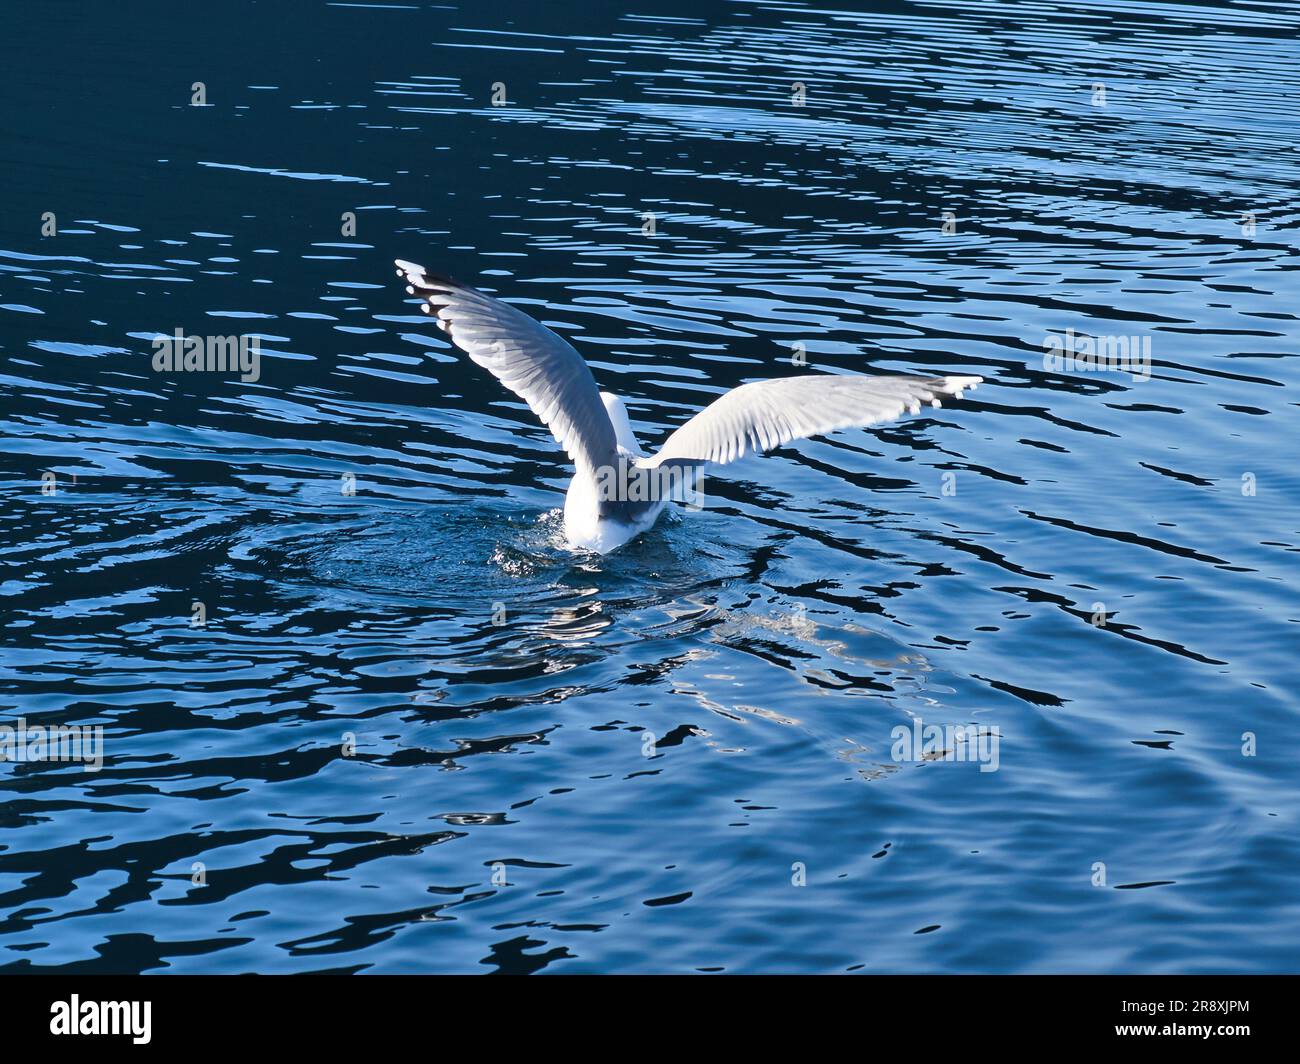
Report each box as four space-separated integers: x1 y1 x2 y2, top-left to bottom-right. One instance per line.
564 466 667 553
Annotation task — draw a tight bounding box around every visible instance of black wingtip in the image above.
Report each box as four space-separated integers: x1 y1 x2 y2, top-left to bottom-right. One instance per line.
394 259 468 293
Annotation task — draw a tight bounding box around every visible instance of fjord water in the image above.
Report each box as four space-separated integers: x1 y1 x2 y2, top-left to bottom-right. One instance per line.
1 0 1297 974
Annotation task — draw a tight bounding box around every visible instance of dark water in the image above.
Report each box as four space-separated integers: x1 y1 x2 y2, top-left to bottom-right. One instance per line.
1 0 1298 974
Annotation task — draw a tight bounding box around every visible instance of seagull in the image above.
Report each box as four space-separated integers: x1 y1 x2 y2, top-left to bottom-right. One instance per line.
395 259 982 553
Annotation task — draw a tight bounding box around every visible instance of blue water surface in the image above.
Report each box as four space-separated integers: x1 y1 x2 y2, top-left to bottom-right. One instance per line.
0 0 1297 973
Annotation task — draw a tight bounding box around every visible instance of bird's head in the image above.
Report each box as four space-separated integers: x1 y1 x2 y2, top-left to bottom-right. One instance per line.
599 391 642 455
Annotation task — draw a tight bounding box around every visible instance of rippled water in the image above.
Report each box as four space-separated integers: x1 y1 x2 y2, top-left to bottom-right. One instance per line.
2 0 1298 973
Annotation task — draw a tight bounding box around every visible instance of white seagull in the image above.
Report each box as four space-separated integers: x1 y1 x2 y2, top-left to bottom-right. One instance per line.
395 259 982 553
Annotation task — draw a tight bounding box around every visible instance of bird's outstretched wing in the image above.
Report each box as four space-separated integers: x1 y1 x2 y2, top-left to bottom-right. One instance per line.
395 259 618 480
640 373 982 468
